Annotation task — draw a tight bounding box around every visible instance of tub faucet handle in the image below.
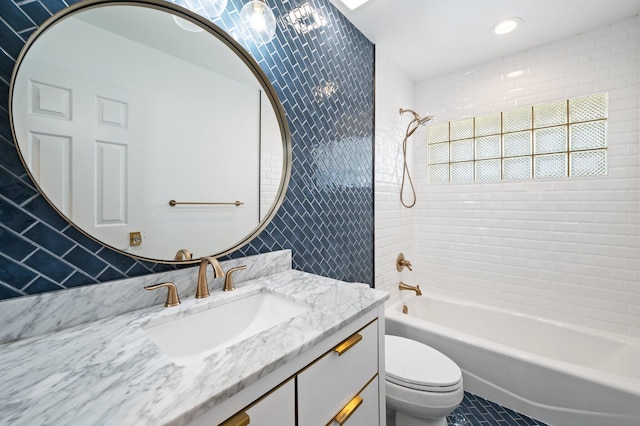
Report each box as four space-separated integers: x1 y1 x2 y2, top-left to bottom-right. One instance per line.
396 253 413 272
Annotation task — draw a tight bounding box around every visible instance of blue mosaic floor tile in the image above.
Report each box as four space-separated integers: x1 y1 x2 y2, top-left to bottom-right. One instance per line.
447 393 548 426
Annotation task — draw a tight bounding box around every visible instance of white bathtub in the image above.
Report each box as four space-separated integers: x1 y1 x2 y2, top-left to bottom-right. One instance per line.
385 293 640 426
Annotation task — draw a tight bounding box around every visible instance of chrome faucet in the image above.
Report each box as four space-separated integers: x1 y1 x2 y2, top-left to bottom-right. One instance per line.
399 281 422 296
196 257 224 298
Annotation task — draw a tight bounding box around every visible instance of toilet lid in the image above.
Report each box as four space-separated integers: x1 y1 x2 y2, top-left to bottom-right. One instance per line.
385 335 462 392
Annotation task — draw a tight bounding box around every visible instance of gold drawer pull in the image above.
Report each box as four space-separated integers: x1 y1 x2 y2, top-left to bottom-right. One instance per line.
220 411 250 426
334 395 363 425
333 333 362 356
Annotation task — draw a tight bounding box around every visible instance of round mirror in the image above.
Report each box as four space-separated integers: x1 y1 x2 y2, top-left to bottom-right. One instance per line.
10 0 291 263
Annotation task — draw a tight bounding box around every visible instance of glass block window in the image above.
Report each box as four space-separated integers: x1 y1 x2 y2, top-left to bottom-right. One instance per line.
427 93 608 183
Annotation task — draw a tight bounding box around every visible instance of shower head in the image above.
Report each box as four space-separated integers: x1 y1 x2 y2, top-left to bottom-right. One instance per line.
418 115 434 126
399 108 434 126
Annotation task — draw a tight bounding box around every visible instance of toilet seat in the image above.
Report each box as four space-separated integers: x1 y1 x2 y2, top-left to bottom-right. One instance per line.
385 335 462 393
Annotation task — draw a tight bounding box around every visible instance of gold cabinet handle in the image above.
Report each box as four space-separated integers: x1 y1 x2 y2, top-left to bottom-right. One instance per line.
220 411 250 426
333 395 363 425
333 333 362 356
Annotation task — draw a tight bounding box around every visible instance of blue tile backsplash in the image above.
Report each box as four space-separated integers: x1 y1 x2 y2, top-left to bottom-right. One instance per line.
0 0 374 299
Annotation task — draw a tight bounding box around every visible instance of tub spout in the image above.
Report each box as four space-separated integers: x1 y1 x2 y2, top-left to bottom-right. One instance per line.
399 281 422 296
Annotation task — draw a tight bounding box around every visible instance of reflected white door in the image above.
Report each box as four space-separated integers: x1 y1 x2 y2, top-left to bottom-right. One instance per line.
13 61 145 251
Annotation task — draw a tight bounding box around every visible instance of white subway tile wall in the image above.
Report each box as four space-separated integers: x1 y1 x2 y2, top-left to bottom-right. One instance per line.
409 16 639 336
374 49 417 297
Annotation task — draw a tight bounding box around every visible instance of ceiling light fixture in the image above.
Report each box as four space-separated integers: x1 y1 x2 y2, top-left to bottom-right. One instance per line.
338 0 370 11
240 0 277 45
284 2 327 35
491 17 522 35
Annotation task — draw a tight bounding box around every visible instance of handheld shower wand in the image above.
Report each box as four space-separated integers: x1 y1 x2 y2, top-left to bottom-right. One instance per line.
399 108 434 208
400 108 434 137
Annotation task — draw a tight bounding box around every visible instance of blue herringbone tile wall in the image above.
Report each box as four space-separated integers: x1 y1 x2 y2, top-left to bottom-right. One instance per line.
0 0 374 299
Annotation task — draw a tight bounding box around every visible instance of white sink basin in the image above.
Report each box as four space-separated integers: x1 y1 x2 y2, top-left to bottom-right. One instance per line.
143 292 308 365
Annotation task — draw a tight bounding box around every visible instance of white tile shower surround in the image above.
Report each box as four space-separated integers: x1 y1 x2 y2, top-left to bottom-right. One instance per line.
405 15 640 337
374 50 417 298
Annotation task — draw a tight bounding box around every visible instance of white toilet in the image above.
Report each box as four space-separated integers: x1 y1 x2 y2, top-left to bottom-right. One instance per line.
385 335 464 426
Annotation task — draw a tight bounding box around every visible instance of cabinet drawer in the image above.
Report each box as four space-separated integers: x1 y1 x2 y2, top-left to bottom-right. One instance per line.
297 320 378 426
220 378 295 426
329 376 379 426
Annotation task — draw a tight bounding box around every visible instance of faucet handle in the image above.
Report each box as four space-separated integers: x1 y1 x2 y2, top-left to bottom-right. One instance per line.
144 282 181 307
223 265 247 292
396 253 413 272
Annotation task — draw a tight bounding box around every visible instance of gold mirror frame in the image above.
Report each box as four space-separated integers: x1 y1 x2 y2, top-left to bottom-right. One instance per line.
9 0 291 264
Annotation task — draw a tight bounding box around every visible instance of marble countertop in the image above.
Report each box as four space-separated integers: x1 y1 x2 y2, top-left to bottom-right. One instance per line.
0 269 387 426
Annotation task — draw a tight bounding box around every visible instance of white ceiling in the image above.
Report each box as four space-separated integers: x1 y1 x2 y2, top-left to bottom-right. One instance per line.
328 0 640 82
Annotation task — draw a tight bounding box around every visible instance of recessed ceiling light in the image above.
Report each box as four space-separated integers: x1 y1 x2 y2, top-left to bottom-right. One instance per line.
338 0 370 10
491 17 522 35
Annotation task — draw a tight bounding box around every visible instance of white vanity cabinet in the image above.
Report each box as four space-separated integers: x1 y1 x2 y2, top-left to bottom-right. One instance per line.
0 261 390 426
211 309 385 426
298 320 379 425
221 379 295 426
327 376 380 426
